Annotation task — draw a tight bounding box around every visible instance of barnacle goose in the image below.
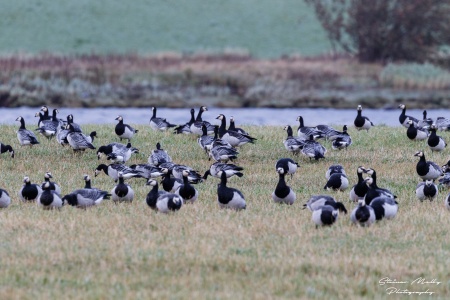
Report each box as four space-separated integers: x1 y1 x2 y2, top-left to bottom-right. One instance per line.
427 124 446 152
209 142 239 163
149 107 176 131
326 126 350 142
363 169 396 205
314 124 340 140
415 180 438 202
111 172 135 203
331 125 352 150
406 120 428 141
216 114 257 147
198 124 215 154
129 164 163 179
56 124 70 146
66 123 96 151
62 186 110 208
0 143 14 158
398 104 419 128
173 108 196 134
369 196 398 220
228 116 248 135
19 176 43 202
148 142 172 166
203 162 244 180
115 116 138 142
414 151 443 181
172 164 203 184
272 167 296 205
175 170 199 204
312 205 339 227
41 172 61 195
351 199 376 227
354 105 374 131
301 135 326 161
66 114 82 132
146 179 168 210
275 158 299 178
95 164 143 182
190 106 215 135
160 167 183 193
283 125 305 155
324 172 349 191
217 171 246 210
83 174 95 189
417 110 433 129
16 116 39 147
35 108 60 139
325 164 346 180
38 182 63 210
0 188 11 208
155 193 183 213
435 117 450 131
36 106 51 127
97 142 138 163
296 116 324 140
349 166 368 202
302 195 347 214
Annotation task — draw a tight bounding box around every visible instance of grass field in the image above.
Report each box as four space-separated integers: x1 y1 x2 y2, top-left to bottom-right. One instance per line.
0 0 330 58
0 120 449 299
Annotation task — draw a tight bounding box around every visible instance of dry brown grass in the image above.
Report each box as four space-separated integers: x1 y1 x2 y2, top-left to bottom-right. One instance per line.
0 122 449 299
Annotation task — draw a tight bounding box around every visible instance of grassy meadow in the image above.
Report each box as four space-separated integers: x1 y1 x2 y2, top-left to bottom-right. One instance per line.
0 121 450 299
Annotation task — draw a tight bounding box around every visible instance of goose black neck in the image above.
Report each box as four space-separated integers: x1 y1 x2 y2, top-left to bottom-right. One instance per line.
196 109 204 121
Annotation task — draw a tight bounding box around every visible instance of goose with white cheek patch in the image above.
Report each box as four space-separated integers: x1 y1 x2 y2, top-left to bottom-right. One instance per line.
19 176 43 202
41 172 61 195
302 195 347 214
216 114 257 147
66 114 82 132
0 143 14 158
349 166 368 202
38 182 63 210
369 196 398 220
149 106 176 131
160 168 183 193
146 179 168 210
406 120 428 141
325 164 346 180
351 199 376 227
111 172 134 203
414 151 443 181
16 116 40 147
97 142 138 163
312 205 339 228
354 105 374 131
35 108 60 140
217 171 246 210
190 106 215 135
172 165 203 184
324 172 349 191
272 167 296 205
398 104 419 128
283 125 304 155
148 142 172 166
95 164 143 182
228 116 248 135
173 108 195 134
175 170 199 204
275 158 299 179
115 116 138 142
427 124 446 152
203 162 244 180
155 193 183 213
0 188 11 208
415 180 438 202
363 170 396 205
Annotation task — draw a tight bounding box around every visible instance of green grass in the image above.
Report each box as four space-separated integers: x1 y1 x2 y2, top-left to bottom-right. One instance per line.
1 123 450 299
0 0 331 58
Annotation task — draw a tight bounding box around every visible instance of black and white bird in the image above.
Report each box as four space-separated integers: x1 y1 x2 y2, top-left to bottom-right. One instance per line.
415 180 438 202
350 199 376 227
331 125 352 150
173 108 196 134
435 117 450 131
369 196 399 220
216 114 257 147
301 134 326 160
414 151 443 181
296 116 324 140
175 170 199 204
283 125 304 155
190 106 215 135
0 143 14 158
35 108 60 140
302 195 347 214
66 123 96 151
354 105 374 131
314 124 340 140
16 116 40 147
0 188 11 208
160 167 183 193
209 141 239 163
111 172 135 203
149 106 176 131
83 174 96 189
228 116 249 135
325 164 346 180
41 172 62 195
36 106 51 127
172 165 203 184
115 116 138 142
417 110 433 129
129 164 164 179
427 125 446 152
38 182 63 210
62 187 110 208
272 167 296 205
324 172 349 191
145 179 168 210
217 171 246 210
275 158 299 178
312 205 339 227
439 161 450 187
398 104 419 128
19 176 42 202
349 166 368 202
97 142 137 163
203 162 244 180
148 142 172 166
406 120 428 141
95 164 143 182
197 124 216 153
66 114 82 132
154 193 183 213
363 169 396 205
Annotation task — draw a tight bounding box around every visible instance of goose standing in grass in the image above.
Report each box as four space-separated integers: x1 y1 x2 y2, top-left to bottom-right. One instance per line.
435 117 450 131
198 124 216 154
155 193 183 213
216 114 257 147
415 180 438 202
312 205 339 227
66 114 82 132
56 124 70 146
145 179 167 210
209 141 239 163
272 167 296 205
406 120 428 141
172 165 203 184
324 172 349 191
129 164 163 179
111 172 135 203
302 195 347 214
115 116 138 142
19 176 43 202
95 164 143 182
0 143 14 158
36 106 51 126
228 116 248 135
331 125 352 150
296 116 324 140
62 186 110 209
325 164 346 180
414 151 442 181
173 108 196 134
176 170 199 204
36 108 60 140
354 105 374 131
275 158 299 178
283 125 304 155
38 182 63 210
16 116 40 147
398 104 419 128
427 124 446 152
97 142 138 163
369 196 398 220
314 124 340 140
41 172 62 195
160 167 183 193
301 134 326 161
149 106 176 131
417 110 433 129
217 171 246 210
203 162 244 180
66 123 96 152
351 199 376 227
349 166 368 202
0 188 11 208
190 106 215 135
363 170 396 205
148 142 172 166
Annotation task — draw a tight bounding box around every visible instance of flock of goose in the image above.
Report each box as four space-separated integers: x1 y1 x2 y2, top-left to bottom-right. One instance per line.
1 104 450 227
